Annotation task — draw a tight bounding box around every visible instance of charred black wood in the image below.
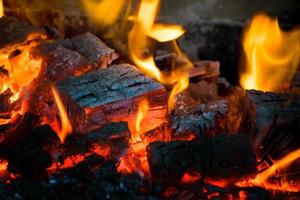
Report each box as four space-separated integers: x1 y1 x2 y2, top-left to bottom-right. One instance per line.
0 113 40 151
171 100 229 139
0 89 13 113
7 125 60 181
56 64 167 134
147 134 257 184
240 90 300 159
31 32 118 69
0 16 47 55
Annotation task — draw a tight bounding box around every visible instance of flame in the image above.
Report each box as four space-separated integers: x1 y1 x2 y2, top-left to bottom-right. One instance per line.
51 87 73 143
240 14 300 92
81 0 125 26
0 0 3 17
236 148 300 192
131 99 149 142
128 0 191 112
0 50 42 103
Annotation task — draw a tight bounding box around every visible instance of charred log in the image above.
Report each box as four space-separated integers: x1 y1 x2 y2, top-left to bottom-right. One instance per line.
0 16 48 55
240 90 300 160
147 134 257 185
56 64 167 134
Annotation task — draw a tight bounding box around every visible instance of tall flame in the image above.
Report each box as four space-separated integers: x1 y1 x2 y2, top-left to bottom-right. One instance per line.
128 0 191 112
81 0 125 26
0 0 3 17
51 87 73 143
236 148 300 192
240 14 300 92
132 99 149 142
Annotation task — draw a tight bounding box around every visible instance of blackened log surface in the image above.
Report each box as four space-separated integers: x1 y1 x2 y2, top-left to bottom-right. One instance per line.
57 64 167 134
171 100 229 138
69 32 118 68
241 90 300 160
31 32 118 69
147 134 257 184
0 16 47 54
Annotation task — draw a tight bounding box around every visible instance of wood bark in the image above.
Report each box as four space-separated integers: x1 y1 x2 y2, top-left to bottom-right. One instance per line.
56 64 167 134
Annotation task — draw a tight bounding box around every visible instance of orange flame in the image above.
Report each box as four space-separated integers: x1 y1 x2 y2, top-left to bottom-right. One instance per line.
51 86 73 143
240 14 300 92
236 148 300 192
0 0 3 17
0 50 42 103
131 99 149 142
81 0 126 26
128 0 192 112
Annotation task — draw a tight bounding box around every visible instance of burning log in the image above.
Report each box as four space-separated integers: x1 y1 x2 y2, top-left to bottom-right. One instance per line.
0 16 47 55
31 32 118 69
56 64 167 134
171 100 229 139
147 134 257 185
240 90 300 159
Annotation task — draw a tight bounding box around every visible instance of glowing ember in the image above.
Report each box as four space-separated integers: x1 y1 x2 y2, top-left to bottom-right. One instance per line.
51 87 73 143
240 13 300 92
181 171 202 184
82 0 125 26
128 0 192 113
0 160 8 176
236 148 300 192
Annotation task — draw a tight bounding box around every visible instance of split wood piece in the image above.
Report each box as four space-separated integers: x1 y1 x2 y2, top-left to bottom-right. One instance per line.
56 64 167 134
31 32 118 69
171 100 229 139
147 134 257 185
0 16 47 55
240 90 300 160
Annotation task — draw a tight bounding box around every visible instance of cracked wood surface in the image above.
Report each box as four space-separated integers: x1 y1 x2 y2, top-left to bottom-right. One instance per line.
241 90 300 161
57 64 167 134
147 134 257 184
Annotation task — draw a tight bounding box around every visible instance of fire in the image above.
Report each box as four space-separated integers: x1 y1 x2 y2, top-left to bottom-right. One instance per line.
51 87 73 143
0 0 3 17
236 148 300 192
128 0 192 112
181 171 202 184
240 13 300 92
131 99 149 142
81 0 125 26
0 50 42 103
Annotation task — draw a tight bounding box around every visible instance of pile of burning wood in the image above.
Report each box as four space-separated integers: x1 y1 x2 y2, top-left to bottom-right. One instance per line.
0 7 300 200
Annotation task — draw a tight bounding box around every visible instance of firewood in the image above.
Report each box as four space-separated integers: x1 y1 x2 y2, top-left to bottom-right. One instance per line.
0 16 47 55
240 90 300 160
31 32 118 69
171 100 229 139
56 64 167 134
147 134 257 185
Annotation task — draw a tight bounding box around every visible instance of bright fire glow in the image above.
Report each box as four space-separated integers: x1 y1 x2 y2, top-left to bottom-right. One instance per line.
0 50 42 103
128 0 191 112
0 0 3 17
51 87 73 143
236 148 300 192
132 99 149 142
181 171 202 184
240 14 300 92
81 0 125 26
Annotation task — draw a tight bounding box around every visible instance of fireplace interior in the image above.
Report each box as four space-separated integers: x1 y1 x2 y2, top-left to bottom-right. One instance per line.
0 0 300 199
